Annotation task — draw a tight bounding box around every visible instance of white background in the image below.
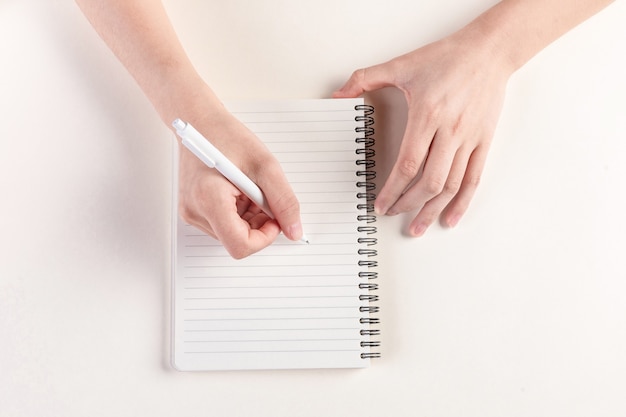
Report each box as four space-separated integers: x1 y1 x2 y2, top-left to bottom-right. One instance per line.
1 0 625 416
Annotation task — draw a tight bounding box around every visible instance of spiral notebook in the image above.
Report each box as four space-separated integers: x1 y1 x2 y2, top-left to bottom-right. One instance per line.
171 98 380 371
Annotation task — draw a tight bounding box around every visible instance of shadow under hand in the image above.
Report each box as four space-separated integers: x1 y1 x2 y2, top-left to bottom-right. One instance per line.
363 88 421 236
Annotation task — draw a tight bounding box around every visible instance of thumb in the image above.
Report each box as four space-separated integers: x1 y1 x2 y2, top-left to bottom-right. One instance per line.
332 63 396 98
258 165 303 242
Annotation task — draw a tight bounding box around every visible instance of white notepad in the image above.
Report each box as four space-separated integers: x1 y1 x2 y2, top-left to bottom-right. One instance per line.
171 98 380 371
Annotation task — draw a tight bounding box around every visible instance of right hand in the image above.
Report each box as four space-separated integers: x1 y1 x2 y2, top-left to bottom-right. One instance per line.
176 107 303 259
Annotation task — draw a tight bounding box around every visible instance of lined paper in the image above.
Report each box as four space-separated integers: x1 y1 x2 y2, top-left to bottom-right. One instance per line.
172 99 375 371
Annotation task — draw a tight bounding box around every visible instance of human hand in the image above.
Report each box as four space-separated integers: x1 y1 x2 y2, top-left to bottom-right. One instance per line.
334 31 513 236
177 108 303 258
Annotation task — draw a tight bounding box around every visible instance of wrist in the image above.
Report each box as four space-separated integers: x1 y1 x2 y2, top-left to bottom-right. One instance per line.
450 10 521 77
151 68 226 132
458 0 614 74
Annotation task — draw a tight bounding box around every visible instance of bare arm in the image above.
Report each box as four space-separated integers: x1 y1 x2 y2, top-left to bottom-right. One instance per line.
75 0 304 258
484 0 614 72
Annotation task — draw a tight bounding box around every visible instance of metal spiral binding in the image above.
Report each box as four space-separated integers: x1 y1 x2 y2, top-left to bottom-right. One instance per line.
355 104 381 360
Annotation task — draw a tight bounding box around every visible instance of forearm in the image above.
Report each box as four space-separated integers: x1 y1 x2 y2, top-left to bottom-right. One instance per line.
75 0 219 126
459 0 615 73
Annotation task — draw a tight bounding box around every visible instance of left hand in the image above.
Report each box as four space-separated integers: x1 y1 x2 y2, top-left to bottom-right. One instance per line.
334 31 513 236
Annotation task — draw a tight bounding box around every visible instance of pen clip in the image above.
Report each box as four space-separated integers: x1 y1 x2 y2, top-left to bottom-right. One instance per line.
173 119 218 168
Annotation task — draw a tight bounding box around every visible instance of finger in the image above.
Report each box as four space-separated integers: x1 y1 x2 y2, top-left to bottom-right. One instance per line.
440 144 490 228
239 198 277 230
210 190 281 259
178 192 219 240
238 197 263 221
375 109 437 215
256 162 303 241
407 146 472 236
245 211 277 231
386 129 457 216
182 212 218 240
332 63 396 98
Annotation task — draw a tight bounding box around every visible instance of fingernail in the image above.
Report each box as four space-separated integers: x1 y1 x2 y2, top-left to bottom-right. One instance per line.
412 223 427 237
287 223 303 240
447 214 461 228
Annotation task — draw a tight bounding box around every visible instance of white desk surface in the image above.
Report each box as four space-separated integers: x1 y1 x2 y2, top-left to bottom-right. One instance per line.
2 1 625 416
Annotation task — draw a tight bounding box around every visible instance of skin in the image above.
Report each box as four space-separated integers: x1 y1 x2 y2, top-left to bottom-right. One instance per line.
75 0 304 259
334 0 615 236
75 0 614 256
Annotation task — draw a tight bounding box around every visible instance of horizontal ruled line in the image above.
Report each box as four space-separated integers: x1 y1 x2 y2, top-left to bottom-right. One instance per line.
251 130 355 134
247 120 353 124
290 180 355 184
298 219 354 223
184 317 359 321
184 338 359 343
183 349 360 354
183 274 355 279
184 296 356 300
184 328 359 332
282 170 354 174
184 253 354 258
232 109 356 114
184 264 355 269
273 149 355 153
267 140 356 145
301 211 357 215
183 285 354 290
184 306 358 311
296 191 357 194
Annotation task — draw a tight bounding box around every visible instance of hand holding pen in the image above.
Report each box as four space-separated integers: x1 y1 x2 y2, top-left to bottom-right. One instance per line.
173 112 305 259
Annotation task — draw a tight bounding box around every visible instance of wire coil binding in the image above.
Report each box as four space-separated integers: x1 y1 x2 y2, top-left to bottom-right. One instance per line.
355 104 381 360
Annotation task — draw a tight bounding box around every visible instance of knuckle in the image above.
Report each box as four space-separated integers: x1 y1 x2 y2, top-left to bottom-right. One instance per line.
465 173 482 189
443 178 462 196
178 201 196 225
222 235 258 260
227 245 252 260
273 192 300 219
422 176 446 196
450 116 464 137
353 68 367 83
397 158 421 180
420 96 442 126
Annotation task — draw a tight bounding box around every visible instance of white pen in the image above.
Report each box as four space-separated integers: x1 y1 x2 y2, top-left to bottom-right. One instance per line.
172 119 309 244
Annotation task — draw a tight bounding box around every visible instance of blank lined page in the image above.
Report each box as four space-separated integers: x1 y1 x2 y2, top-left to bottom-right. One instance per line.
172 98 375 371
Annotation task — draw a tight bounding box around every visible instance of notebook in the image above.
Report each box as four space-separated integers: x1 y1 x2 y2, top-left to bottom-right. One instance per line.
171 98 380 371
